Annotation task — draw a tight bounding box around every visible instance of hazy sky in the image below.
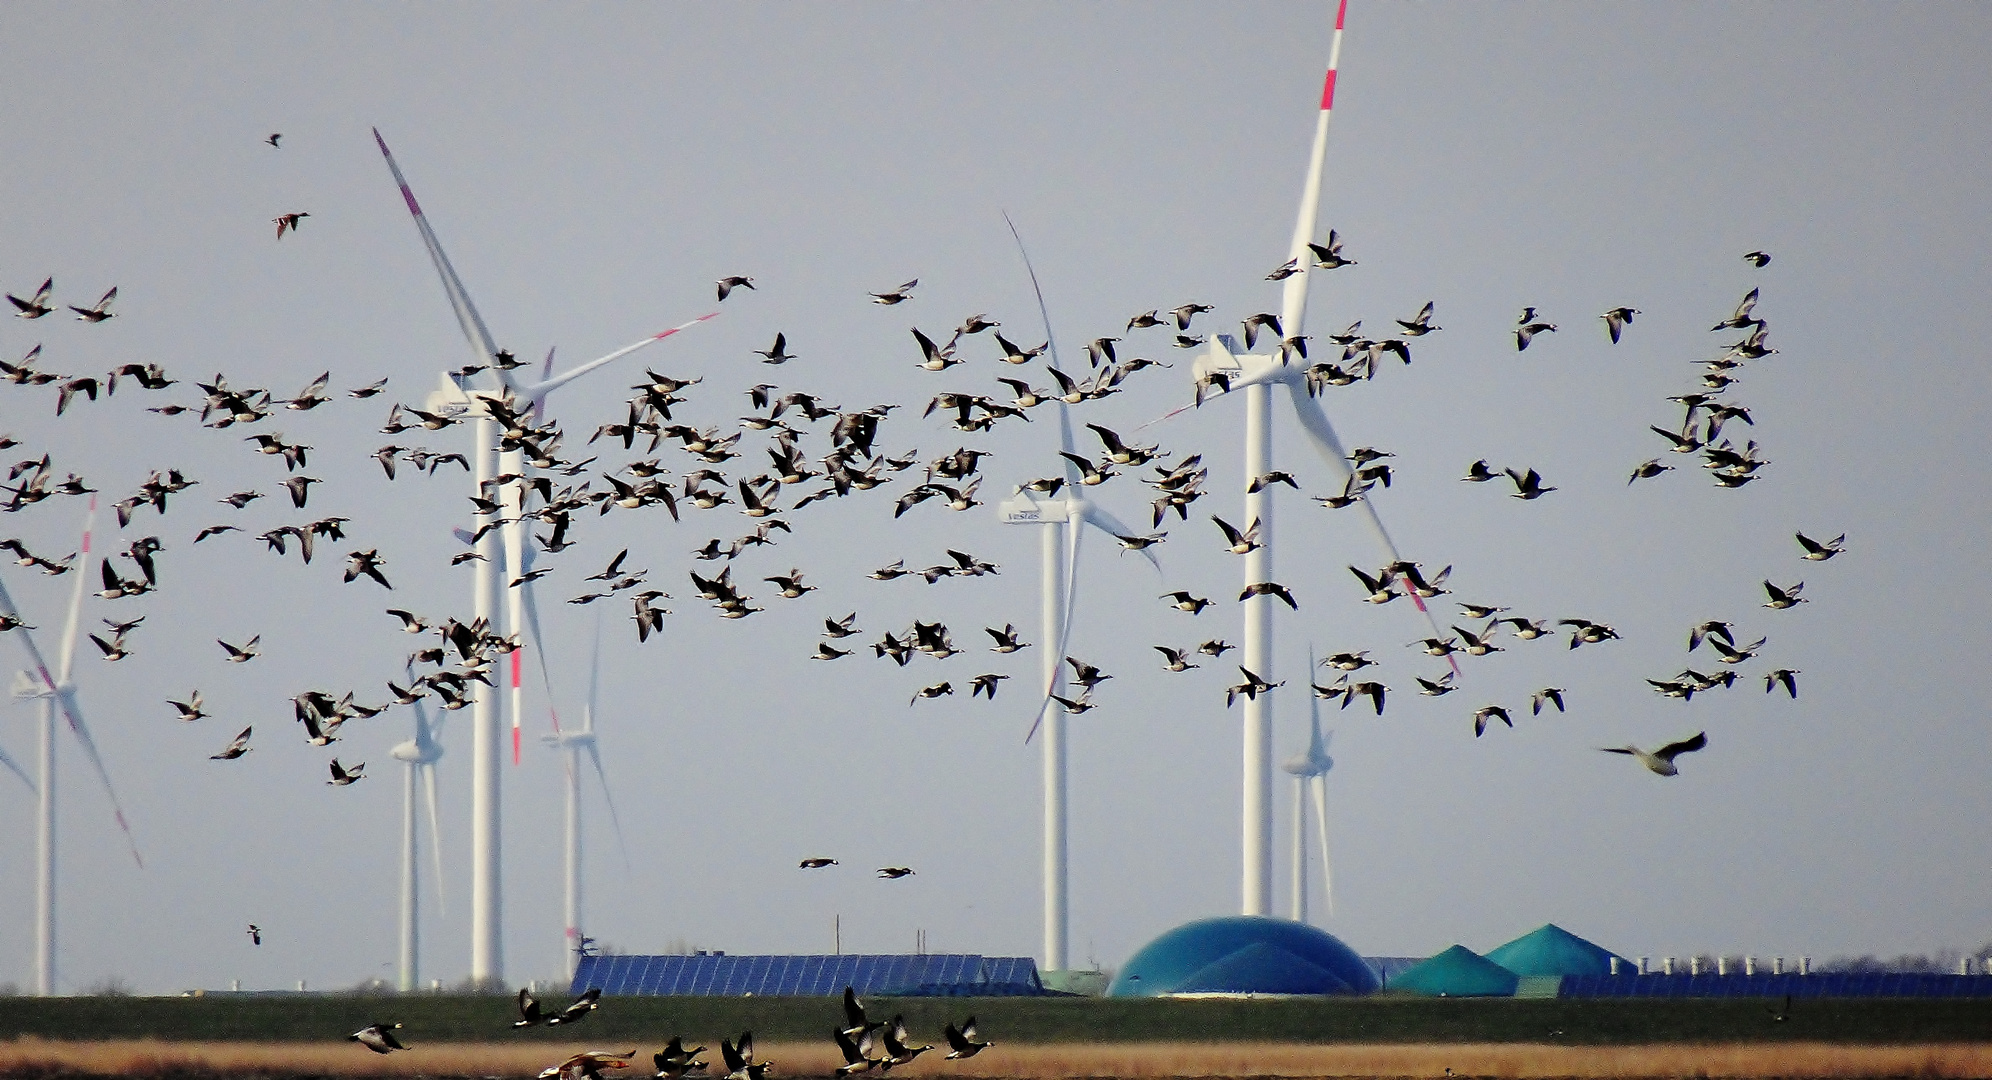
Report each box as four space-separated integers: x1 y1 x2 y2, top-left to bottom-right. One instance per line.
1 3 1988 994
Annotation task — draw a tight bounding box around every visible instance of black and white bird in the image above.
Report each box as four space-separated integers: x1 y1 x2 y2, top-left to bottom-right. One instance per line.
876 866 915 879
211 727 253 760
328 759 366 786
716 276 755 301
8 277 55 318
941 1017 990 1059
218 635 261 663
1601 306 1640 344
547 986 602 1025
880 1016 933 1069
1795 532 1846 560
801 857 839 870
1472 705 1511 738
515 987 547 1027
1531 687 1566 715
869 279 918 305
1762 580 1807 609
69 287 118 322
349 1023 407 1054
1600 732 1708 776
1765 669 1800 699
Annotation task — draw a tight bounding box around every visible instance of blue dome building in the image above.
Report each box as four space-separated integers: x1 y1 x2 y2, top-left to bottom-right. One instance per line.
1106 917 1381 997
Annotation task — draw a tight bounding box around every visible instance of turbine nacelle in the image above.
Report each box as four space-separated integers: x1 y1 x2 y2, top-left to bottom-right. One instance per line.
998 491 1080 524
390 738 444 765
1189 334 1302 399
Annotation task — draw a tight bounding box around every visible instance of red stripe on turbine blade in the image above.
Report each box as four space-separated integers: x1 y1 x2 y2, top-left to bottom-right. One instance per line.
512 724 521 766
1336 0 1347 31
1320 69 1338 111
511 648 522 689
400 185 422 216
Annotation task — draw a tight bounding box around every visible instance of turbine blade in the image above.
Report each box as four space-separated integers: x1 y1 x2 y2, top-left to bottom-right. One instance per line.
56 496 95 684
372 129 505 379
585 609 602 736
0 566 142 867
422 759 447 917
583 741 633 874
522 315 720 401
1000 213 1084 486
1277 0 1350 344
1081 502 1161 573
0 740 34 793
1024 516 1085 745
1284 380 1456 672
1311 773 1333 917
515 564 564 736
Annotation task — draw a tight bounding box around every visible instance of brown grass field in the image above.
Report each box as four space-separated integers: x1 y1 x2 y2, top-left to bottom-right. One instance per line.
4 1040 1992 1079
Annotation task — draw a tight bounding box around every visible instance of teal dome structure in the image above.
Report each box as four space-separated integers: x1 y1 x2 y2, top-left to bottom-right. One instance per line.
1105 917 1381 997
1484 924 1627 978
1388 945 1520 997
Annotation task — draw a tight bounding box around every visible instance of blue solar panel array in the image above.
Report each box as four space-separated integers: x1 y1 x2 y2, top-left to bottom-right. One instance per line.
572 954 1044 998
1559 973 1992 999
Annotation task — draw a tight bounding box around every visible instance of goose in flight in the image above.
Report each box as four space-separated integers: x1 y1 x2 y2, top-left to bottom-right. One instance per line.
1472 705 1511 737
1154 646 1198 672
716 276 755 301
1506 467 1555 499
69 287 118 322
1601 306 1640 344
349 1022 407 1054
1212 515 1262 555
548 987 602 1025
800 857 838 869
1795 532 1845 560
1532 687 1566 715
218 634 261 663
654 1037 708 1080
211 727 253 760
167 690 207 721
842 985 885 1039
1462 459 1497 482
1762 580 1806 609
880 1016 933 1070
515 987 547 1027
1395 300 1438 336
1764 668 1800 699
1162 591 1211 614
870 279 918 305
876 867 914 879
834 1027 882 1076
544 1050 636 1080
942 1017 991 1059
7 277 54 318
273 212 310 239
328 759 366 786
1601 732 1708 776
1308 230 1355 269
1225 666 1282 707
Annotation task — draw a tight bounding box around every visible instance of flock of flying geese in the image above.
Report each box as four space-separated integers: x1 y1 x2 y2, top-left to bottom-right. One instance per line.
348 984 991 1080
0 123 1837 855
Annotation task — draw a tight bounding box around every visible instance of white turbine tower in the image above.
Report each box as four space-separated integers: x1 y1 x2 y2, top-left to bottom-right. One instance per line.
388 681 447 992
1185 0 1443 915
1281 649 1334 924
0 498 144 996
997 216 1157 974
539 612 629 980
373 129 712 986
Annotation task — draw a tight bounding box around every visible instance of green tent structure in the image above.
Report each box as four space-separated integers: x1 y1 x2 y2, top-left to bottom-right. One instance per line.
1387 945 1519 997
1484 923 1628 978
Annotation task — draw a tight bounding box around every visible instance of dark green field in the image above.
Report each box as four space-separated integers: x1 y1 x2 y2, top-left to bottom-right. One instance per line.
4 994 1990 1046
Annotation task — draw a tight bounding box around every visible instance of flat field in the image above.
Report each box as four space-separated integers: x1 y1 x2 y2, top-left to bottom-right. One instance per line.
4 1039 1992 1079
4 997 1990 1078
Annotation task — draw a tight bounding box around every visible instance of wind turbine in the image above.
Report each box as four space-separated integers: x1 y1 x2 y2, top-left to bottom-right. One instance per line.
388 677 447 993
996 215 1156 974
1281 649 1334 924
373 128 713 986
540 611 630 979
1183 0 1444 915
0 498 144 996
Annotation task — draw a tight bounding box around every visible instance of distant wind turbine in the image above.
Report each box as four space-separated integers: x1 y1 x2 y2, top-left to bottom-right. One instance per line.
1282 648 1334 923
1179 0 1446 915
388 670 447 993
374 128 712 986
0 498 144 997
996 213 1157 974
